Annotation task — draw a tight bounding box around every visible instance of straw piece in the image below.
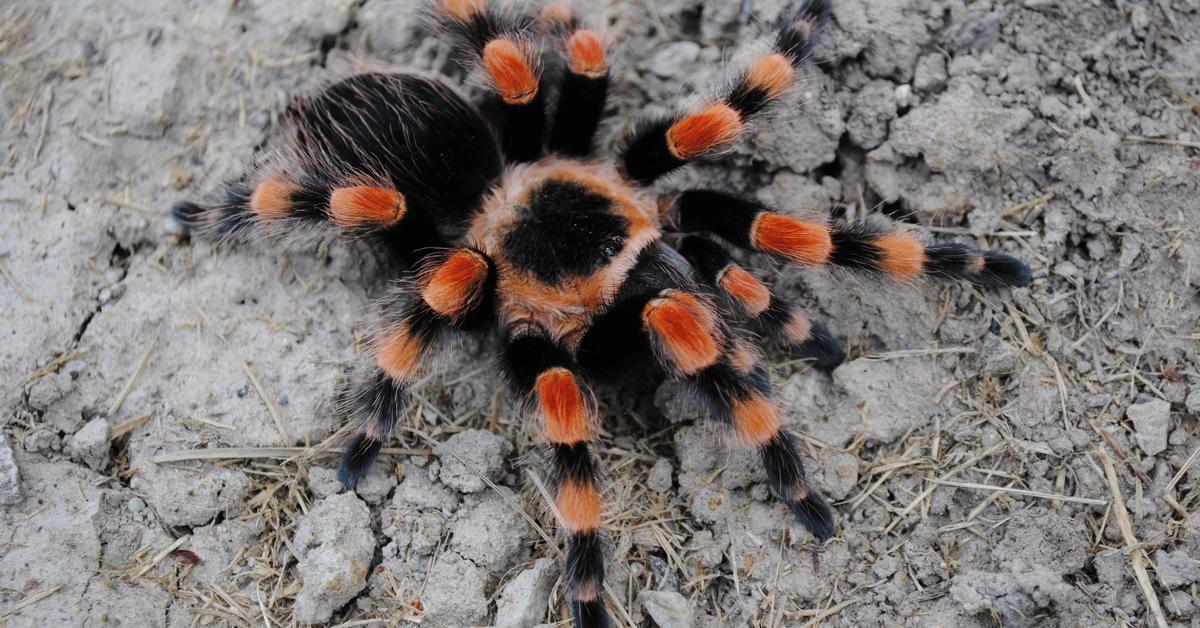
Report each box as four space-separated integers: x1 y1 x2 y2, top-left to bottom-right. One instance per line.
0 584 63 619
931 479 1106 506
1098 450 1167 628
107 324 160 418
193 304 290 444
133 535 190 577
152 446 430 464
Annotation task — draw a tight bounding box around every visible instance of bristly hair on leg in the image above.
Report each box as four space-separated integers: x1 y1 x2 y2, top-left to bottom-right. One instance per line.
775 0 831 65
619 0 833 184
426 0 547 161
759 431 835 540
337 371 408 487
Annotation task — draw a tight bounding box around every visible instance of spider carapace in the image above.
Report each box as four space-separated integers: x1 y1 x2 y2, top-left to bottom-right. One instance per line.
172 1 1031 625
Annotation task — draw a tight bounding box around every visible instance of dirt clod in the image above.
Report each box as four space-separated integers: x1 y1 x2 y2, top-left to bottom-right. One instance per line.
1128 399 1171 456
293 493 375 624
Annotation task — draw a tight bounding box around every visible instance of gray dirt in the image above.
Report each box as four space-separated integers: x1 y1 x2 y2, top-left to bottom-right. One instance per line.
2 0 1199 626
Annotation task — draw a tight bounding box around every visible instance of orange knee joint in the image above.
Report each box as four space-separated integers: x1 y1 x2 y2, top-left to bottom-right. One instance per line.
421 249 490 321
717 264 770 316
539 3 573 26
666 103 744 160
249 179 299 221
375 324 424 381
745 53 795 99
732 394 782 446
643 290 722 374
782 309 813 345
556 478 602 532
535 368 592 445
873 231 926 280
328 186 406 229
567 30 607 77
483 38 539 105
750 213 833 266
442 0 486 22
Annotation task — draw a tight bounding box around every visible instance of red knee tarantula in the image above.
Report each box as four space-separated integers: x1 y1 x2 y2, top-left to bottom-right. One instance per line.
173 0 1030 625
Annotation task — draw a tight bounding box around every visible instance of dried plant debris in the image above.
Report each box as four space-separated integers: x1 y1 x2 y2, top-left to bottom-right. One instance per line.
2 0 1199 626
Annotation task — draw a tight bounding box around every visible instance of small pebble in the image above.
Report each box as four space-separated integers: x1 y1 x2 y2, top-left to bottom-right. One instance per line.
1127 399 1170 457
647 458 673 493
639 590 693 628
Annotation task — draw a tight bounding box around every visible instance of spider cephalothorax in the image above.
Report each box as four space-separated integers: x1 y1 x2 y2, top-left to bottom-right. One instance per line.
172 1 1031 625
469 160 661 346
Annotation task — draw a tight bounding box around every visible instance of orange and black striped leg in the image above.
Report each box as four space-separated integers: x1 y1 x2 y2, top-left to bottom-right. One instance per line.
503 333 609 628
754 297 845 370
685 357 835 539
718 347 835 539
173 72 502 264
546 11 609 157
664 190 833 267
676 235 845 370
433 0 545 161
825 222 1032 286
174 176 408 236
173 174 447 266
666 191 1032 286
573 235 835 542
619 0 829 183
340 248 496 485
638 286 835 539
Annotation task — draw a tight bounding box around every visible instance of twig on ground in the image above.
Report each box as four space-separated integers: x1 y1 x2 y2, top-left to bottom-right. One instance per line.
1097 450 1167 628
0 584 63 619
16 349 84 387
930 478 1106 506
0 256 36 302
132 535 191 578
151 446 430 464
883 442 1006 535
193 303 291 444
1121 135 1200 150
107 324 161 418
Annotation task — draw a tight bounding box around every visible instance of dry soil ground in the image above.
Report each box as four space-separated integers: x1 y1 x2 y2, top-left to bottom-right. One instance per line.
2 0 1199 626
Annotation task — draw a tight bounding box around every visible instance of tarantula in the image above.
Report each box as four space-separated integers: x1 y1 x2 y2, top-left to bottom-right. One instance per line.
172 1 1030 625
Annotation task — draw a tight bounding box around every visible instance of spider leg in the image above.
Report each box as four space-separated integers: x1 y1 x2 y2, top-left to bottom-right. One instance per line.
677 235 845 370
618 0 829 183
504 332 609 628
662 190 1033 287
339 248 496 485
578 244 836 540
542 5 610 157
431 0 546 162
644 297 835 538
173 73 503 265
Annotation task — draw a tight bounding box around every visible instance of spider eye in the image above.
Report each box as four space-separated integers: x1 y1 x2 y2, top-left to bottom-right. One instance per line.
601 236 624 258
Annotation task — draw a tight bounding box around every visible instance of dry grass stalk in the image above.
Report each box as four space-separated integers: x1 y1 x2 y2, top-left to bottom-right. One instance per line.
131 536 191 578
1121 135 1200 150
193 304 291 443
110 413 152 439
931 478 1106 506
107 324 160 418
883 442 1006 535
0 256 36 302
1097 450 1167 628
151 445 430 464
15 348 84 386
0 584 63 619
1000 191 1054 218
